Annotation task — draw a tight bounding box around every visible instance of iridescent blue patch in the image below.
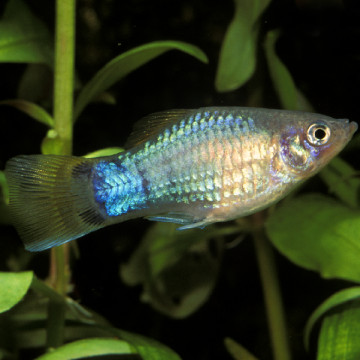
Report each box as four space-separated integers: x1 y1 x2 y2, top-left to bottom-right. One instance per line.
93 160 147 216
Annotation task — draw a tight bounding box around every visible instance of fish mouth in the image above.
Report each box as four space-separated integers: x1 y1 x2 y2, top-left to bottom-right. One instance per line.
349 121 358 135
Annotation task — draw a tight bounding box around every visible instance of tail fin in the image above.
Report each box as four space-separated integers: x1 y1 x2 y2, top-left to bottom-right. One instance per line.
5 155 105 251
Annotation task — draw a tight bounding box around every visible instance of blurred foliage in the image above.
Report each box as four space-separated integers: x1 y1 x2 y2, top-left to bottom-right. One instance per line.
120 222 240 318
0 0 359 359
0 0 53 66
215 0 271 92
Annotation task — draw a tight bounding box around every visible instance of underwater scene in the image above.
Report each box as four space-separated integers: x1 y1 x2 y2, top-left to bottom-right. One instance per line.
0 0 360 359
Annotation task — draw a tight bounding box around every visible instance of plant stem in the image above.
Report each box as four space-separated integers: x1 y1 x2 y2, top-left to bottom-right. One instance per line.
53 0 75 156
252 212 291 360
46 0 76 348
50 0 76 295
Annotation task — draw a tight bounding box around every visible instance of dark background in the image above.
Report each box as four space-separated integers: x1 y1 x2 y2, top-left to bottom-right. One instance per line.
0 0 360 359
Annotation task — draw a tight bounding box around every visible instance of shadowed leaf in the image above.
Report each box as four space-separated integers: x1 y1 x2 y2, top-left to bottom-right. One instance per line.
0 171 10 224
0 99 54 127
74 41 208 120
0 171 9 205
224 337 259 360
319 157 360 208
0 0 53 66
121 222 239 318
263 30 313 111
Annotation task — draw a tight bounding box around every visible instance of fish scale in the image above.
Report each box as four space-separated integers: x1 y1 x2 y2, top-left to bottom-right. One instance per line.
96 111 284 221
4 106 357 251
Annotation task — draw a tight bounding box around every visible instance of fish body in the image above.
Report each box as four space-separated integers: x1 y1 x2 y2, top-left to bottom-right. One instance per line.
5 107 357 251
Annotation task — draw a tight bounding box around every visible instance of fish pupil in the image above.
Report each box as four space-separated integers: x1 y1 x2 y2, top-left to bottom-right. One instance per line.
314 128 326 140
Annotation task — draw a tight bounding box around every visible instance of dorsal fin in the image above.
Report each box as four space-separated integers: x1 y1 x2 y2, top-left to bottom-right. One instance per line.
125 109 193 149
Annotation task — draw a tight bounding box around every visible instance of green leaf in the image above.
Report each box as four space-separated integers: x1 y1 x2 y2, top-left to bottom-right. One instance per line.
0 0 53 66
7 280 181 358
41 130 69 155
35 338 136 360
116 329 182 360
0 171 11 224
263 30 313 111
319 157 360 208
265 194 360 282
0 171 9 205
0 99 54 127
215 0 271 92
74 40 208 120
305 287 360 350
84 147 124 158
0 271 33 313
317 302 360 360
224 337 259 360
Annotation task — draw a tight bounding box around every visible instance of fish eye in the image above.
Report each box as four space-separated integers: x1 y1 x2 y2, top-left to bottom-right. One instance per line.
307 123 331 146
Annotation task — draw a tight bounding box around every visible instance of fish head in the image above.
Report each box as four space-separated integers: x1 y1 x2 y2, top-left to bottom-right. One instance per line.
279 112 358 178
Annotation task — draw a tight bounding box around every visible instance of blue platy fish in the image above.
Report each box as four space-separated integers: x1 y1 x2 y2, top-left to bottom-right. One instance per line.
4 107 357 251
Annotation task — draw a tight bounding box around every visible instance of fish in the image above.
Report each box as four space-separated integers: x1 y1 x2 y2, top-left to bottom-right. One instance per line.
4 107 358 251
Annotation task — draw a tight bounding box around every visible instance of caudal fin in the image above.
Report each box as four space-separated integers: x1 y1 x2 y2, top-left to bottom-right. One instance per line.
5 155 105 251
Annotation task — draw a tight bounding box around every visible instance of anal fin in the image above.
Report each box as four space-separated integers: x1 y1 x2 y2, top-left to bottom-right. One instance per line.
146 212 210 230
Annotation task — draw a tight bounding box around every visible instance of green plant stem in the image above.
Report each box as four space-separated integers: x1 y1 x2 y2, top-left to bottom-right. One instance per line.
46 0 76 348
32 277 67 348
50 0 75 295
252 213 291 360
53 0 75 156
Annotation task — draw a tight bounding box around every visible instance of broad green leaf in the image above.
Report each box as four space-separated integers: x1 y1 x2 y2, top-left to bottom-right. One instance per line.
263 30 313 111
266 194 360 282
74 41 208 120
317 303 360 360
0 99 54 127
116 329 182 360
35 338 136 360
305 287 360 350
0 271 33 313
0 0 53 66
215 0 271 92
84 147 124 158
319 157 360 208
224 337 259 360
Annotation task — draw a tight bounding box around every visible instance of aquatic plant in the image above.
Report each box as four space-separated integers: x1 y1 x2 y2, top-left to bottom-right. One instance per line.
0 0 359 359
